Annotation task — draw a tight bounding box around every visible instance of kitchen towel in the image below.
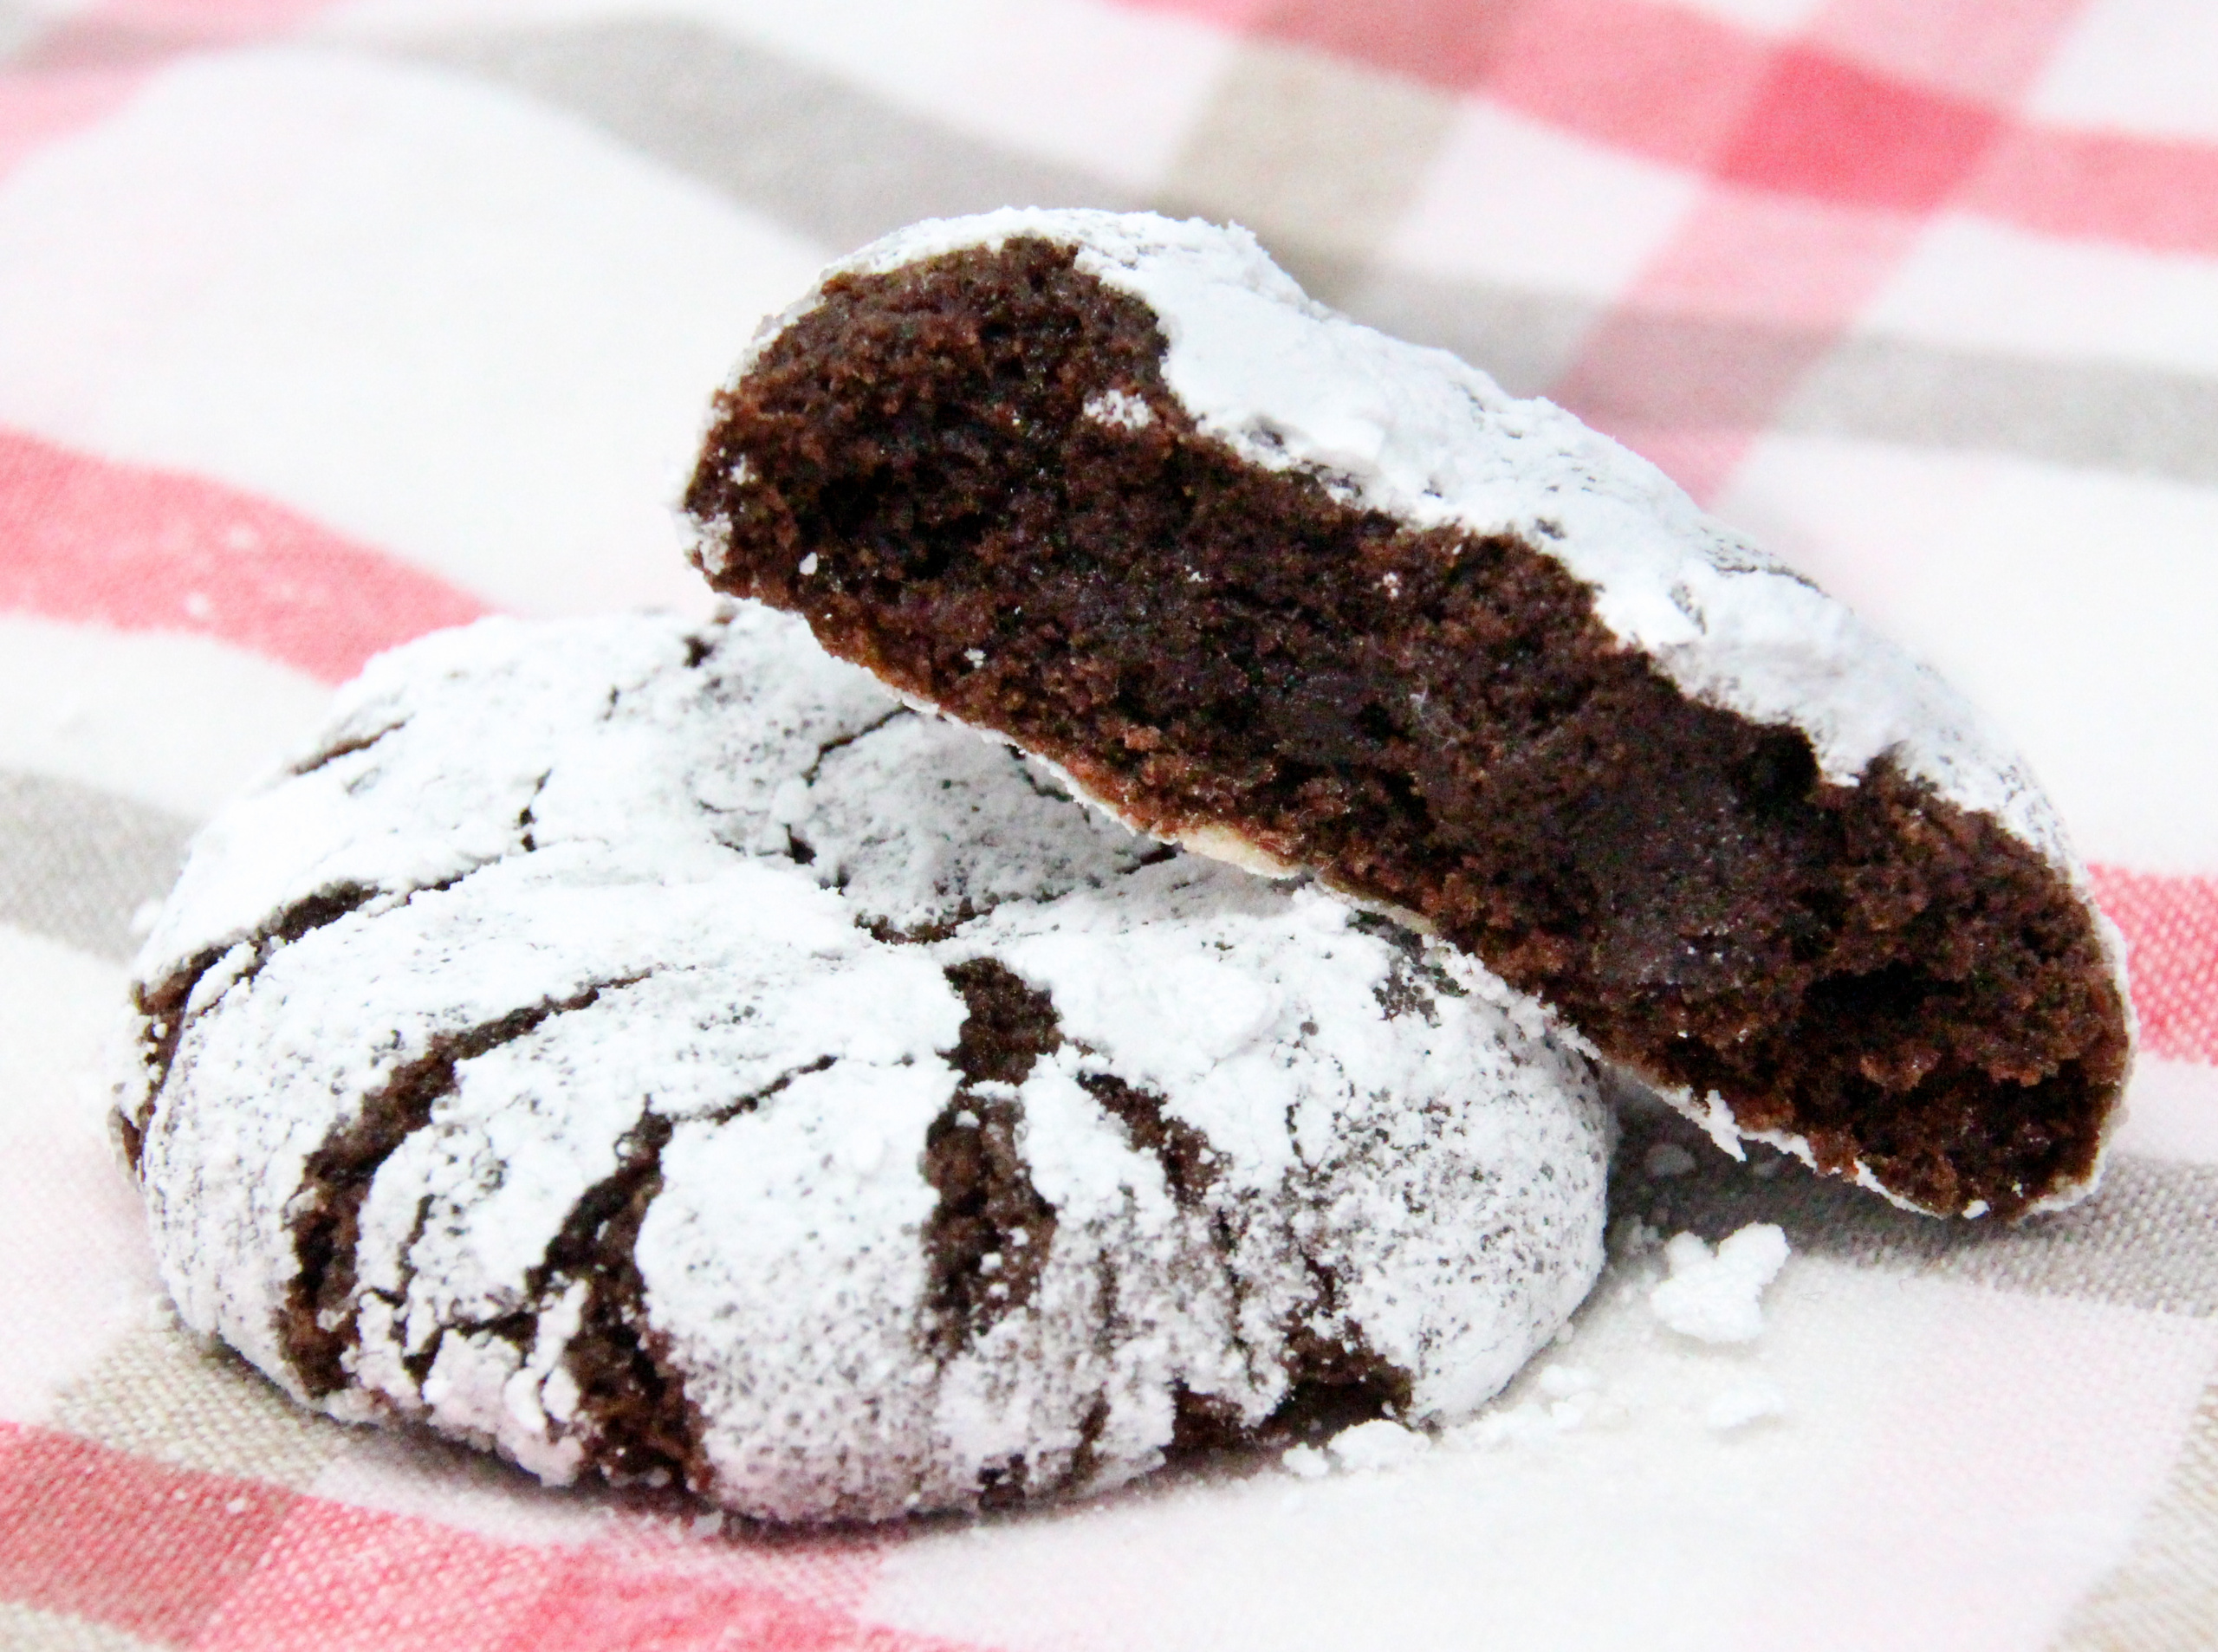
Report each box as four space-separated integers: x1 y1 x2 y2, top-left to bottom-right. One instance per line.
3 1 2215 1646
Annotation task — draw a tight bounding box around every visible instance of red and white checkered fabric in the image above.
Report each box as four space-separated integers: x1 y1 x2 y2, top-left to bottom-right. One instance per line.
3 1 2215 1646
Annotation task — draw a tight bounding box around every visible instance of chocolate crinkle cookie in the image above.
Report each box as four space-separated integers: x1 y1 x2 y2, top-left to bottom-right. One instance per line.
118 606 1608 1523
681 208 2134 1221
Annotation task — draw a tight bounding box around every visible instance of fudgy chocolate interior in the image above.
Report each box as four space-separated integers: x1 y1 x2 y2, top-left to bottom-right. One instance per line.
685 238 2130 1219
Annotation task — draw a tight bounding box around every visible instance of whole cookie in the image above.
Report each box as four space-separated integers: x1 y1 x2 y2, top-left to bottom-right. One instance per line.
681 209 2131 1220
120 606 1608 1522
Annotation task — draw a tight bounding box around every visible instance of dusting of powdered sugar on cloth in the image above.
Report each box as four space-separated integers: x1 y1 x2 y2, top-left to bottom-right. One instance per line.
122 605 1610 1523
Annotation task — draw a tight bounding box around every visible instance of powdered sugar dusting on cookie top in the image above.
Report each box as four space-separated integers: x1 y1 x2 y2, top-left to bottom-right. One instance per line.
122 608 1608 1522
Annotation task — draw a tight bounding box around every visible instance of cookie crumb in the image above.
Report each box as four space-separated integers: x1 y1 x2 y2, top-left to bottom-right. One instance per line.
1650 1225 1789 1344
1327 1419 1430 1474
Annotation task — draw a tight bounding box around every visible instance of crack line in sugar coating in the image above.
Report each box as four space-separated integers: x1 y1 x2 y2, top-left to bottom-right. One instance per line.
515 770 551 854
133 865 500 1157
289 718 410 777
279 974 648 1399
801 708 906 785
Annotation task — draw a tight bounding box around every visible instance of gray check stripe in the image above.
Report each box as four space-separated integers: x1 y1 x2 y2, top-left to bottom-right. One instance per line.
51 1324 350 1490
0 770 194 962
0 1603 166 1652
0 4 48 65
1152 39 1456 302
393 16 2218 491
405 20 1132 263
1617 1100 2218 1319
1356 270 2218 488
1784 335 2218 488
2053 1368 2218 1649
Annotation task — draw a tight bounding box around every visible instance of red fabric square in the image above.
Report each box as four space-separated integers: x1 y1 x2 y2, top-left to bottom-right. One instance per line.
0 1426 299 1645
1974 126 2218 258
193 1500 566 1652
1251 0 1531 90
1242 0 1770 172
2089 867 2218 1067
503 1549 963 1652
0 426 485 683
1714 47 2001 213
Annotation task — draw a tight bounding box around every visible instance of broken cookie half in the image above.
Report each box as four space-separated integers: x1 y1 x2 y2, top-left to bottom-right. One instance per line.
681 208 2133 1221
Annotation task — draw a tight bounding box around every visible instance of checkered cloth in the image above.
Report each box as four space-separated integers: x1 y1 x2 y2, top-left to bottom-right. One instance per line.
3 0 2215 1645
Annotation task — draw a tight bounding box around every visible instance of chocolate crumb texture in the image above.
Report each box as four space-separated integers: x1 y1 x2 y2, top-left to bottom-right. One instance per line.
684 210 2132 1221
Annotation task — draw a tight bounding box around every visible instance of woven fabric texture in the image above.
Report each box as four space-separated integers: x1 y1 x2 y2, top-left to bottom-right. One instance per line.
2 1 2215 1646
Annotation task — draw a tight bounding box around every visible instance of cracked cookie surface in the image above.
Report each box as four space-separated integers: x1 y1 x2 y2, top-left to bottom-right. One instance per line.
120 606 1608 1522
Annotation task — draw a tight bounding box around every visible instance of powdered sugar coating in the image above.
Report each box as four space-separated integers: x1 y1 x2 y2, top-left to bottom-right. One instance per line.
123 607 1608 1521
